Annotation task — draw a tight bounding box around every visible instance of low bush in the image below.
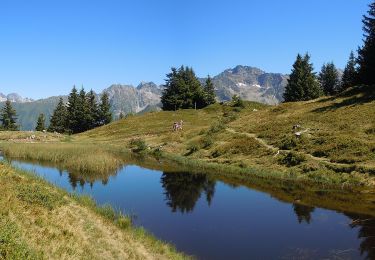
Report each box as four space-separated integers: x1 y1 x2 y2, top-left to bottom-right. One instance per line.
279 152 306 167
211 150 223 158
208 122 226 134
279 135 298 150
231 95 245 108
201 135 214 148
186 144 200 155
130 138 148 153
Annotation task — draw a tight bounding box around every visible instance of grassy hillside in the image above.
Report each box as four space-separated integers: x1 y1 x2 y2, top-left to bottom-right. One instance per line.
76 86 375 187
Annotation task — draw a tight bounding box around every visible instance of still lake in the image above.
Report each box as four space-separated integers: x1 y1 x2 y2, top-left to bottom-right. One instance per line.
7 157 375 260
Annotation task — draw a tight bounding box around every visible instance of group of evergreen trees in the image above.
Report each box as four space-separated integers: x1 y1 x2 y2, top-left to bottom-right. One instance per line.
284 51 362 102
48 86 112 134
284 1 375 102
161 66 216 110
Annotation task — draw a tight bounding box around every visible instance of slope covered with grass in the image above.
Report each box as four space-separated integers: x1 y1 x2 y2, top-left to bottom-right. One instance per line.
77 86 375 188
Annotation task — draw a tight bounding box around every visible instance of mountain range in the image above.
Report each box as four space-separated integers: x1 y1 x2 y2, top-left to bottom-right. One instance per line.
0 65 288 130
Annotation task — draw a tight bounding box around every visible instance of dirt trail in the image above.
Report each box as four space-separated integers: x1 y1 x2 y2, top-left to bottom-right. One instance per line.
226 128 349 167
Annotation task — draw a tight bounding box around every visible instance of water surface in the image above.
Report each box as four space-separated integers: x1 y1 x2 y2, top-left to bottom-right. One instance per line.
8 158 375 260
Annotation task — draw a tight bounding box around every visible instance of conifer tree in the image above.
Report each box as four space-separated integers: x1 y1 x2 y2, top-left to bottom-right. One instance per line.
357 1 375 86
85 89 99 130
98 92 112 126
35 113 46 131
48 97 67 133
284 53 322 102
77 87 87 132
341 51 357 91
319 62 340 95
67 86 79 133
161 68 181 111
284 54 305 102
0 100 18 131
203 75 216 106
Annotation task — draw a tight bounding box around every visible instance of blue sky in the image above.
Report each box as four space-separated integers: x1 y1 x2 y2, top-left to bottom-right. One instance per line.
0 0 369 99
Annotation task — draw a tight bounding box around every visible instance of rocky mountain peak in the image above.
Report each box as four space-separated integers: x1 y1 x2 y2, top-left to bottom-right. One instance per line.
0 92 34 103
136 82 160 93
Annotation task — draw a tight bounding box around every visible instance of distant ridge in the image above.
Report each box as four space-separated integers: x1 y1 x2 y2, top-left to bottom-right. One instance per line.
0 92 34 103
1 65 289 130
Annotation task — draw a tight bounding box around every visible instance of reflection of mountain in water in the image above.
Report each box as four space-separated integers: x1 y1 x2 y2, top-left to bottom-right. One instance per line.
161 172 216 213
292 203 315 224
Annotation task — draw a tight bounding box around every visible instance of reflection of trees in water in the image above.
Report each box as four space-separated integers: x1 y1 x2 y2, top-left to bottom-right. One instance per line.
161 172 216 213
346 214 375 260
67 168 117 190
292 203 315 224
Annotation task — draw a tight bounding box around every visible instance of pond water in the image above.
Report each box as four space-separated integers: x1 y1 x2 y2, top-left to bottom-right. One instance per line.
7 158 375 260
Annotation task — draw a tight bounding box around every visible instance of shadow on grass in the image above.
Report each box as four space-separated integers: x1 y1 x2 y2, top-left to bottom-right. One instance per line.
312 85 375 113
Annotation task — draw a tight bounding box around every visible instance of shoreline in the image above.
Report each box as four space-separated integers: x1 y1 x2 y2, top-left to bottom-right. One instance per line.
3 145 375 218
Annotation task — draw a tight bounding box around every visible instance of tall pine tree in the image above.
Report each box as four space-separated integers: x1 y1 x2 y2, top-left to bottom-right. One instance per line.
77 87 87 132
319 62 340 95
203 75 216 106
67 86 80 133
0 100 18 131
284 53 322 102
357 1 375 86
35 113 46 131
98 92 112 126
341 51 358 90
48 97 67 133
85 89 99 130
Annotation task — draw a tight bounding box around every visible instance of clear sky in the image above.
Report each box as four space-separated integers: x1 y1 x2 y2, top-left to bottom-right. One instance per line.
0 0 369 99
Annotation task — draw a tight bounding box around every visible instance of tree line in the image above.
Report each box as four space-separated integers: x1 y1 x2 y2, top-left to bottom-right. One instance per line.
48 86 112 134
284 1 375 102
0 86 112 133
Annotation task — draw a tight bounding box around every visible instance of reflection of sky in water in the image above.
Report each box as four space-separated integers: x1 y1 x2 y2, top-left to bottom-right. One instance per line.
10 160 373 260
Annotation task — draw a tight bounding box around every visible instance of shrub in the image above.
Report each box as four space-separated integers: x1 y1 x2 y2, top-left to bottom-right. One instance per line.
211 150 222 158
208 122 226 134
279 135 298 150
152 147 163 157
231 95 245 108
201 135 214 148
279 152 306 167
365 126 375 135
129 138 148 153
186 144 200 155
222 111 238 122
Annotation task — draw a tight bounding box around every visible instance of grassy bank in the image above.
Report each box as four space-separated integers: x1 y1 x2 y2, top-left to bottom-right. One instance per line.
0 161 187 260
